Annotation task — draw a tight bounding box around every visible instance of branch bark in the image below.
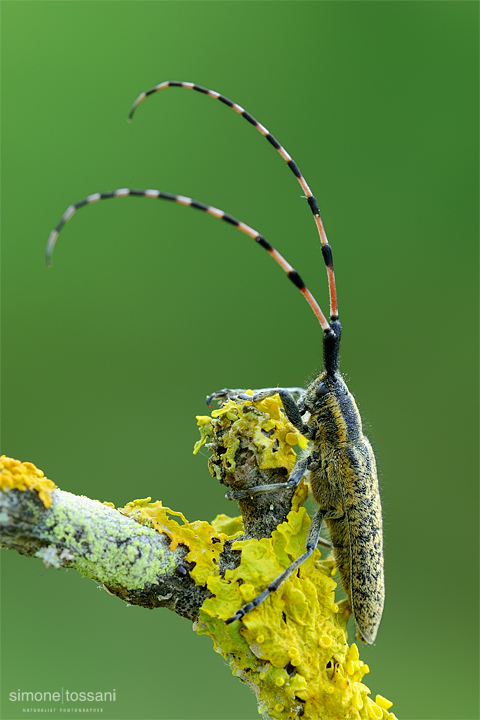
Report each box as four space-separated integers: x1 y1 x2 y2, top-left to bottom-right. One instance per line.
0 397 397 720
0 397 297 625
0 484 210 619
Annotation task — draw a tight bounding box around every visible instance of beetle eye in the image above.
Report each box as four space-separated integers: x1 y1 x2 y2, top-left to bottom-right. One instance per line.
316 382 329 397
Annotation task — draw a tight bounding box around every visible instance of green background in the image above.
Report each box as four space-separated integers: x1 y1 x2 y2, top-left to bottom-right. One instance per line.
1 2 478 719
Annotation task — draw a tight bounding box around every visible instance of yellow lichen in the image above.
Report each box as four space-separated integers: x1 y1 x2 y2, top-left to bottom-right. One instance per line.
1 388 397 720
193 415 214 454
211 513 244 538
118 498 227 586
194 396 397 720
0 455 57 508
195 393 308 476
375 695 393 711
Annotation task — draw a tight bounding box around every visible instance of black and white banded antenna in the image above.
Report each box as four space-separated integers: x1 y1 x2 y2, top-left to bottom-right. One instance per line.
45 188 334 338
127 81 338 321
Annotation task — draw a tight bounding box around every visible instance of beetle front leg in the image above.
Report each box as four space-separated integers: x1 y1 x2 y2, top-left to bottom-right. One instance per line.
207 386 306 408
206 388 246 406
238 387 311 437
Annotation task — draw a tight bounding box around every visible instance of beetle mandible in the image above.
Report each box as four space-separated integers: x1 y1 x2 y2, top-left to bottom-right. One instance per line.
46 81 385 644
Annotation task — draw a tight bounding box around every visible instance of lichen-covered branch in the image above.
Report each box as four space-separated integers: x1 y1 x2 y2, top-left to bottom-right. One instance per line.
0 460 209 619
1 394 396 720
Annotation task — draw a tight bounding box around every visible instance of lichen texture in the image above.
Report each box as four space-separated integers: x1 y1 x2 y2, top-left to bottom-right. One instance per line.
193 395 397 720
0 455 57 507
0 394 396 720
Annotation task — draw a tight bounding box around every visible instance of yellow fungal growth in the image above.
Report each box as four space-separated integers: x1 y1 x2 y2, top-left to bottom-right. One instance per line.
0 455 57 508
193 397 397 719
118 498 227 586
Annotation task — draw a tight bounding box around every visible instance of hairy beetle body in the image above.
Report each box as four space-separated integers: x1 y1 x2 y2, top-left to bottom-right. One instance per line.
301 371 384 644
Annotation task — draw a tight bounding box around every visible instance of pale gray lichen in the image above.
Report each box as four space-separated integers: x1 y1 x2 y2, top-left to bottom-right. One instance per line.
0 487 175 590
35 545 62 569
43 491 171 589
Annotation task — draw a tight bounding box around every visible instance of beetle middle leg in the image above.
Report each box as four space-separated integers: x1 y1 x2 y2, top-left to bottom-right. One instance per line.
225 455 309 502
226 508 339 624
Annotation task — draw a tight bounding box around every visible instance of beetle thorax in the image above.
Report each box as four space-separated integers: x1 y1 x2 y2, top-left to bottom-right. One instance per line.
302 372 363 446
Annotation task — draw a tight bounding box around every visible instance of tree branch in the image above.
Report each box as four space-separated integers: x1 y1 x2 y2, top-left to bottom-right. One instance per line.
0 482 209 619
0 395 397 720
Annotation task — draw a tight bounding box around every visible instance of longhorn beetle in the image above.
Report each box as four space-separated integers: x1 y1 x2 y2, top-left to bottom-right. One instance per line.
46 81 384 644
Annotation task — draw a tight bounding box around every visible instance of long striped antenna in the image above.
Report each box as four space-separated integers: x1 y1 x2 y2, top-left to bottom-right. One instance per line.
128 81 338 321
45 189 333 336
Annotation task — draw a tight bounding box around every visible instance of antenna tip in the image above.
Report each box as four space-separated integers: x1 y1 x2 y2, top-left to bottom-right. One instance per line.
128 92 147 122
45 230 58 267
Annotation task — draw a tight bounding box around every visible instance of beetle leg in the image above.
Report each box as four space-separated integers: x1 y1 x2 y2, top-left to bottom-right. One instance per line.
206 388 246 406
238 387 310 436
225 456 309 501
207 386 305 408
226 508 328 624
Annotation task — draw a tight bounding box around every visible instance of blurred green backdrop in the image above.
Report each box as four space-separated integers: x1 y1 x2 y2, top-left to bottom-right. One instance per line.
1 2 478 719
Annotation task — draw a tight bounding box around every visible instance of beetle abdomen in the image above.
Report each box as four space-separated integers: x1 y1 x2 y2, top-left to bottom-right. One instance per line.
341 438 384 644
